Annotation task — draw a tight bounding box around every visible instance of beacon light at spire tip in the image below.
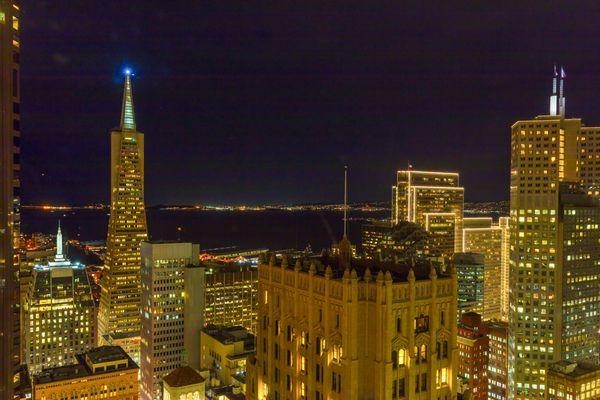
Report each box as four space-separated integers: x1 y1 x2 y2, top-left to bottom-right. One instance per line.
124 67 132 76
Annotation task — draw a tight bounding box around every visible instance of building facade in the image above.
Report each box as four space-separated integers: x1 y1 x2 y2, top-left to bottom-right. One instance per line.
452 252 485 319
487 321 508 400
247 249 458 400
545 361 600 400
183 262 258 371
456 312 488 400
462 217 508 321
498 217 510 321
391 170 464 257
200 325 255 387
24 224 96 375
140 242 200 400
31 346 139 400
162 366 206 400
98 71 148 362
509 70 600 399
0 1 21 398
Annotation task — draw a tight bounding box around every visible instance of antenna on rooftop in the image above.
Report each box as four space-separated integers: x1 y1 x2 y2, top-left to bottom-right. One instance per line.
343 165 348 237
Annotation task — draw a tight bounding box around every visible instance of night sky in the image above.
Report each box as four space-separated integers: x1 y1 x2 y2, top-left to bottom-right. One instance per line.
19 1 600 205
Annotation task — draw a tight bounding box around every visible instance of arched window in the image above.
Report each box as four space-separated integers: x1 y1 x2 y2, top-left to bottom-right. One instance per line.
392 350 398 368
398 348 406 366
420 344 427 362
396 317 401 333
443 340 448 358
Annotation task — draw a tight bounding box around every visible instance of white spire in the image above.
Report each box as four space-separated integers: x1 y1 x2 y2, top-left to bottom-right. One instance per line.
559 66 566 117
55 220 65 261
550 64 558 115
549 65 566 117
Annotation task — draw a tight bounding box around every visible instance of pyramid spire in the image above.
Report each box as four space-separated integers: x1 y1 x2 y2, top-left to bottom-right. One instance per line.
120 69 136 131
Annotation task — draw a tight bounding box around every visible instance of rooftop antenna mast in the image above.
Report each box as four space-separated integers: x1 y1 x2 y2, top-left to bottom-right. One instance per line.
343 165 348 237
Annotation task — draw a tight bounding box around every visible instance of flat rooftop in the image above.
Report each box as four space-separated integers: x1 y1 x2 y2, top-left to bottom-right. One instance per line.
85 345 131 364
33 346 138 385
549 361 600 378
202 325 255 350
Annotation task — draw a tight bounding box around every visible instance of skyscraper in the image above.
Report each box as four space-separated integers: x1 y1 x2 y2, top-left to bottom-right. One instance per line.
391 170 464 257
0 2 20 399
24 224 96 375
98 71 148 362
140 241 199 400
509 69 600 399
462 217 507 321
453 252 485 319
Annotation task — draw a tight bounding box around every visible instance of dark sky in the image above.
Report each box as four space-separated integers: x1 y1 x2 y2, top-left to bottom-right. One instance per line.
19 1 600 205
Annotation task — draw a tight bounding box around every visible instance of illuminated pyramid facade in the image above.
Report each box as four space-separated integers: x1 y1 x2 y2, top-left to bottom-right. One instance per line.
98 71 148 362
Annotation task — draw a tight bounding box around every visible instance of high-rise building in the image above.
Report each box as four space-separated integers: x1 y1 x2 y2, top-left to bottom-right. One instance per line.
0 1 21 398
462 217 508 321
200 325 255 387
456 312 488 400
140 241 199 400
361 220 440 261
391 170 464 257
486 321 508 400
453 252 485 318
183 262 258 370
509 69 600 399
498 216 510 321
98 71 148 362
545 361 600 400
246 248 458 400
24 224 96 375
31 346 139 400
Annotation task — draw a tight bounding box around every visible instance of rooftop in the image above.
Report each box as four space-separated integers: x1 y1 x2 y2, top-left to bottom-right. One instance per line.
548 361 600 378
33 346 138 385
85 345 132 365
163 366 205 388
202 325 255 351
261 251 449 283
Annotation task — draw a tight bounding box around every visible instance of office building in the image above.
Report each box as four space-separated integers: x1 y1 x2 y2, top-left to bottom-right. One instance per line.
462 217 507 320
457 312 488 400
391 170 464 257
487 321 508 400
509 69 600 399
183 262 258 370
498 217 510 321
0 1 21 398
247 243 458 400
452 252 485 318
31 346 139 400
140 241 199 400
163 366 206 400
200 325 255 387
545 361 600 400
24 224 96 375
98 71 148 362
361 220 439 261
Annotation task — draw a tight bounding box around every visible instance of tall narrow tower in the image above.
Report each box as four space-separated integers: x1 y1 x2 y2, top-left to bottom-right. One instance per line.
508 69 600 400
98 70 148 362
0 1 21 399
